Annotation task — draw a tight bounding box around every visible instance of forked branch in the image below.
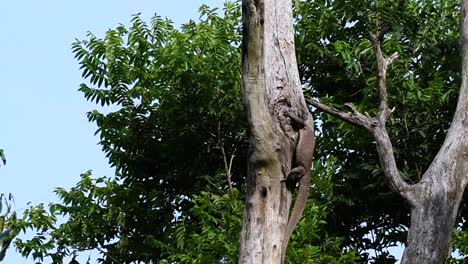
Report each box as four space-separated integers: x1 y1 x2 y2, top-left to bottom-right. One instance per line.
218 122 233 190
309 31 410 195
370 32 398 124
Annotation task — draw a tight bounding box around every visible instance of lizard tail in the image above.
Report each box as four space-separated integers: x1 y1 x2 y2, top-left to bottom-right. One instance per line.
281 174 311 264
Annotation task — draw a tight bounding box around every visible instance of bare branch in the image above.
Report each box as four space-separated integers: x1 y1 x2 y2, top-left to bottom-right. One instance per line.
306 98 375 130
228 151 236 178
307 98 409 194
306 32 411 196
370 32 398 124
387 52 399 65
371 127 410 194
217 122 233 191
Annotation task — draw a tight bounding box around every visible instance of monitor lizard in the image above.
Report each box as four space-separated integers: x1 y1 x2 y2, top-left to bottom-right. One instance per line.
281 111 315 264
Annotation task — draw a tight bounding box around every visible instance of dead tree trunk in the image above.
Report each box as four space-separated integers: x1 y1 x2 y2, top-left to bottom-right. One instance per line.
309 1 468 263
238 0 314 263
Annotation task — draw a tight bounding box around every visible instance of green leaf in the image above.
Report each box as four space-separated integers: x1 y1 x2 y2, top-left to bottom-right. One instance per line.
0 228 12 243
0 149 6 166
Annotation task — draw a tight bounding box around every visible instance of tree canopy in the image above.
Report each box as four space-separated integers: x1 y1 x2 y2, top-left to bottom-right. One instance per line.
9 0 468 263
295 0 461 259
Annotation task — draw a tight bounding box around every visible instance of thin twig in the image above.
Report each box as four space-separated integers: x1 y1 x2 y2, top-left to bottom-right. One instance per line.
218 122 233 191
228 149 236 187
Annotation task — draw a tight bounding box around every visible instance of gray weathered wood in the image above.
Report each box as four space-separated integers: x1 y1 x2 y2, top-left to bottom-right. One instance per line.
310 1 468 262
238 0 314 263
400 1 468 261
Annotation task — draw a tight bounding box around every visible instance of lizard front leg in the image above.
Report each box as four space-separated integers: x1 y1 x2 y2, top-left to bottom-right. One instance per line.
284 166 306 189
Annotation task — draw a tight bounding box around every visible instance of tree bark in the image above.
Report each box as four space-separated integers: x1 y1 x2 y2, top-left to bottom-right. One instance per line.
308 1 468 262
238 0 312 263
401 181 466 263
400 2 468 260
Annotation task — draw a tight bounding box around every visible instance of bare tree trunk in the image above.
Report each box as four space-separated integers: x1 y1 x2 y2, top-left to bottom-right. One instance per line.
402 184 465 263
308 1 468 262
399 2 468 257
238 0 313 263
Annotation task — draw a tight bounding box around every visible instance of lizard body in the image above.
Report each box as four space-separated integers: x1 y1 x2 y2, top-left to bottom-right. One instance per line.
281 112 315 264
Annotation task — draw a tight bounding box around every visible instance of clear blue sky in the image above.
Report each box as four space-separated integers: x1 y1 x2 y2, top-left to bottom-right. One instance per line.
0 1 222 263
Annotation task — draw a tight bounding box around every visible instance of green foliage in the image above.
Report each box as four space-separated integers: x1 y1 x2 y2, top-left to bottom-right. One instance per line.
0 156 16 262
294 0 461 261
15 204 59 262
13 4 247 263
285 158 359 264
69 10 248 258
14 0 467 262
0 193 18 262
159 189 243 264
72 2 245 189
16 167 357 263
159 158 358 264
449 230 468 263
16 171 168 263
0 149 5 166
13 3 248 263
